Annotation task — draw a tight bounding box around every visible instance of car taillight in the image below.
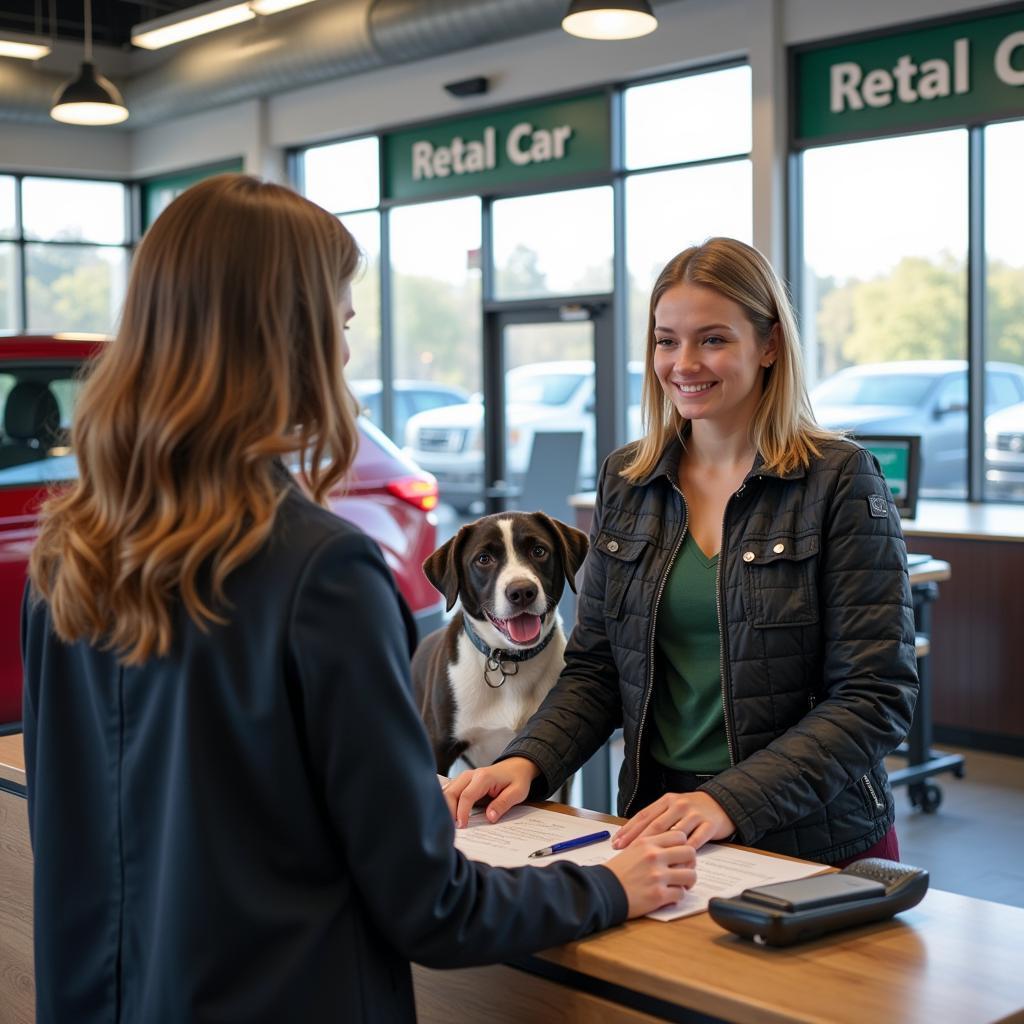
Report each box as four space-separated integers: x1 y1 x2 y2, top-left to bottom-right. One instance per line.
386 475 439 511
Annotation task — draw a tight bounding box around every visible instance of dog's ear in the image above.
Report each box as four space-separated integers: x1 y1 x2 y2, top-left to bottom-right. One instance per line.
422 529 468 611
535 513 590 594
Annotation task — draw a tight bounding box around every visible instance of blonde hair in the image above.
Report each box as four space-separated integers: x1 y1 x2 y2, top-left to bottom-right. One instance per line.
30 174 361 664
622 237 837 483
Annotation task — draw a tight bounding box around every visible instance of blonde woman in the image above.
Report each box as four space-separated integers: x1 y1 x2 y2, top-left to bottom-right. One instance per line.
22 175 696 1024
448 237 919 868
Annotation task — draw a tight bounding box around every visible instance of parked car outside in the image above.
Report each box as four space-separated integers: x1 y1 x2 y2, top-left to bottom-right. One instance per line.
0 336 443 726
810 360 1024 495
403 360 644 512
349 378 470 447
985 400 1024 499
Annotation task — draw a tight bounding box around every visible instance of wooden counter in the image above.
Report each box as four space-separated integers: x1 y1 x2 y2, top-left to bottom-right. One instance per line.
414 802 1024 1023
0 734 32 1024
2 735 1023 1023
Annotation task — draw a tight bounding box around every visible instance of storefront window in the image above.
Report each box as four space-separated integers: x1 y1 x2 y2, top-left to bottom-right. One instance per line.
0 176 15 238
302 136 379 216
983 120 1024 503
1 175 130 336
801 129 969 498
624 65 751 170
492 186 613 301
338 210 381 386
25 245 128 335
625 160 752 364
22 177 126 244
389 197 481 446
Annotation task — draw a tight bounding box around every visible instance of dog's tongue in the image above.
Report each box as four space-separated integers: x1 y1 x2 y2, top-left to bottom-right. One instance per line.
507 613 542 645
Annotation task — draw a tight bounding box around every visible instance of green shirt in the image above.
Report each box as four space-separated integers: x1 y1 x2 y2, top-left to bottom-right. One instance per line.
649 533 731 773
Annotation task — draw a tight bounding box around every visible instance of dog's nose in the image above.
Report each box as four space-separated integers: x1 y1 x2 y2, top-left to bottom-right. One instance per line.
505 578 538 608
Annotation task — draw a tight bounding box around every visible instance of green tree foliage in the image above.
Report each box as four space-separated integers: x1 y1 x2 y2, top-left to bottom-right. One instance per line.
817 255 966 370
0 245 14 331
986 260 1024 365
815 254 1024 374
25 245 121 335
392 269 481 392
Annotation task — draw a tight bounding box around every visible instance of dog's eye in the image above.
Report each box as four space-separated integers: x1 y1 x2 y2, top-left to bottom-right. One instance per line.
474 552 493 566
532 545 548 559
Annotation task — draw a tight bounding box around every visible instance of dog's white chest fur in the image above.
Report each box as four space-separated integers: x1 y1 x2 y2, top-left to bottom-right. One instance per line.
449 627 565 768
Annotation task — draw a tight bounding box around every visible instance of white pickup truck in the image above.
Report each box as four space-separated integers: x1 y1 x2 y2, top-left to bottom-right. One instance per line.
403 359 643 512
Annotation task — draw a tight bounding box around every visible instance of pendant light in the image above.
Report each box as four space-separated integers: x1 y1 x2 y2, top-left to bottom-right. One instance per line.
562 0 658 40
50 0 128 125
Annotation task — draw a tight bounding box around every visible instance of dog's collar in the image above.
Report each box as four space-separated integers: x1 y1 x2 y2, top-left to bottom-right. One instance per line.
463 616 556 688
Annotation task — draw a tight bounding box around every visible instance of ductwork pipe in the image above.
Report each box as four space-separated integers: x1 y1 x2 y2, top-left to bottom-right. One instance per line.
1 0 570 127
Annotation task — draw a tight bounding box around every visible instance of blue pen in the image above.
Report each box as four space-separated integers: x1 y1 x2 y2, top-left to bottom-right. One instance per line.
528 829 611 859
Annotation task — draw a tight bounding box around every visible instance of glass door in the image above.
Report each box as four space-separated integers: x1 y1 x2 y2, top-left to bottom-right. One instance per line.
482 302 617 528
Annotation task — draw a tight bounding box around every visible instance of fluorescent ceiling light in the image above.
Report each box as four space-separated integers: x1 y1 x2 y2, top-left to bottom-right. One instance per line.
0 31 52 60
131 0 254 50
249 0 316 14
562 0 658 40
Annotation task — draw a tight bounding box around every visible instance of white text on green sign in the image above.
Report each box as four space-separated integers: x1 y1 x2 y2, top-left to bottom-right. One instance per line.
412 123 575 181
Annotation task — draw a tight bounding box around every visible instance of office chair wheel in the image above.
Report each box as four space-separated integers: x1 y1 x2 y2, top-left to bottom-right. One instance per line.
953 763 966 779
910 781 943 814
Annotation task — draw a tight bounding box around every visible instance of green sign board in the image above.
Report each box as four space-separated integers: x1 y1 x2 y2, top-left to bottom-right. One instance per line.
141 159 244 231
794 7 1024 145
384 93 610 201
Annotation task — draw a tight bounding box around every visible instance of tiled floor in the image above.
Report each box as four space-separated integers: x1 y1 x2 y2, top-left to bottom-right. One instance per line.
888 746 1024 908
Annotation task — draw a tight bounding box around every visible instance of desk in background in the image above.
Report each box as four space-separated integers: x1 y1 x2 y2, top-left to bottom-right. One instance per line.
2 735 1024 1023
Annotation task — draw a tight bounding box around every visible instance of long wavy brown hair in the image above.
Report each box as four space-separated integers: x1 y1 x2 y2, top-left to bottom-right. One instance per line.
622 237 838 482
30 174 361 664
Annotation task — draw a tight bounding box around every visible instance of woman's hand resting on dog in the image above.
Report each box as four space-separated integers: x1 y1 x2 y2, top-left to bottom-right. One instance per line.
611 791 736 852
444 758 699 918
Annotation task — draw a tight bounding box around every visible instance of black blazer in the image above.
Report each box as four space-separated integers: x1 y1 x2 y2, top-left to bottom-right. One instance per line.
22 484 626 1023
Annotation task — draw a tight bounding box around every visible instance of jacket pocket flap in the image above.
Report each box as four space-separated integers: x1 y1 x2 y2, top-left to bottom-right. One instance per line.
595 531 647 562
740 533 819 565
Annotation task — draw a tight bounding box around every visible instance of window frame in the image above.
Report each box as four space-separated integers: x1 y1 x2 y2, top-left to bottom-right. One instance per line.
0 171 133 336
289 60 753 452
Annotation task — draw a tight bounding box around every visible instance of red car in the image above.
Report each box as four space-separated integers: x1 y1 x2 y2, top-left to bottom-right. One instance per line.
0 336 443 726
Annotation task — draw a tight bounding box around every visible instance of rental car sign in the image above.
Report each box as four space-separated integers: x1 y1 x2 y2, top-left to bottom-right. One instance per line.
793 8 1024 145
385 93 609 200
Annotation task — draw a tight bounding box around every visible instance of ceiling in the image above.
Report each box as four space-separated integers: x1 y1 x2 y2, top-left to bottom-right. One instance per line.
0 0 201 51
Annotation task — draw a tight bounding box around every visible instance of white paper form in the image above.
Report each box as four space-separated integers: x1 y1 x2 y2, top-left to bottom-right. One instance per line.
453 805 615 869
453 804 827 921
647 843 828 921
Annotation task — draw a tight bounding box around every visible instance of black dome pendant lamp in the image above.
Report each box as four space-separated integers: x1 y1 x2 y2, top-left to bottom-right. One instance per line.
50 0 128 125
562 0 658 40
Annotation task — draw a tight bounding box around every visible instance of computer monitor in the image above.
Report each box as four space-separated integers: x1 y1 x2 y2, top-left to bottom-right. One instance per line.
853 434 921 522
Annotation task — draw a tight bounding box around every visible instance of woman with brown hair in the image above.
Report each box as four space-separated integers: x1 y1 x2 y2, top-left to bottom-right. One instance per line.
448 237 919 868
22 174 695 1024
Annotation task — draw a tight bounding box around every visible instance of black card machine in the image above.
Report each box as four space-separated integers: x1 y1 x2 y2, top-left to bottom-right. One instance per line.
707 858 929 947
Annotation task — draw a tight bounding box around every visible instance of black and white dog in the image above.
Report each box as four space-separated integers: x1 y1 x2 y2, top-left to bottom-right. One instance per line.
411 511 589 776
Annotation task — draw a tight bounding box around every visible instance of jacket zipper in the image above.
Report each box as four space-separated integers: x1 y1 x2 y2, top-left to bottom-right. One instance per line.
862 773 884 811
625 480 687 817
715 481 750 768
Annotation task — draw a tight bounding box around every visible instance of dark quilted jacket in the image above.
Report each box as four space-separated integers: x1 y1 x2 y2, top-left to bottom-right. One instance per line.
503 436 919 864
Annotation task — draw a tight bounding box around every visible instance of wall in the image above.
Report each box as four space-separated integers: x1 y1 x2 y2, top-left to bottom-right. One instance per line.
0 121 131 178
